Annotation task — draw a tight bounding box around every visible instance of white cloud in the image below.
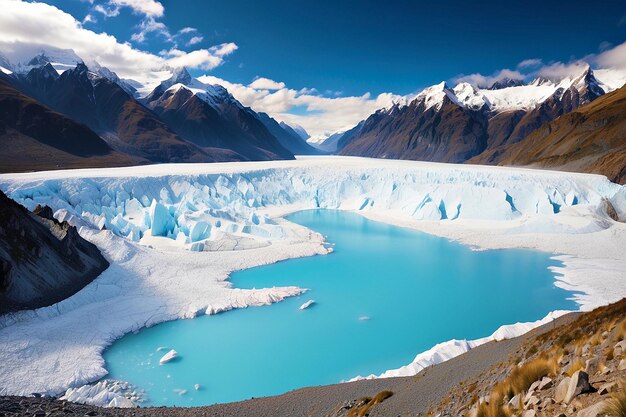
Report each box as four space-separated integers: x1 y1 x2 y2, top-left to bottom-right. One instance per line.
131 16 171 43
198 74 408 136
109 0 163 17
536 60 589 81
517 58 542 68
186 36 203 46
161 44 237 70
94 3 120 17
82 13 97 24
595 40 626 70
249 77 286 90
453 68 525 88
0 0 236 88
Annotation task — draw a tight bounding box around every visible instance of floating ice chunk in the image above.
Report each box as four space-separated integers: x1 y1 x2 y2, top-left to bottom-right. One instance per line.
159 349 178 364
358 316 370 321
300 300 315 310
194 383 201 391
174 388 187 395
156 346 168 352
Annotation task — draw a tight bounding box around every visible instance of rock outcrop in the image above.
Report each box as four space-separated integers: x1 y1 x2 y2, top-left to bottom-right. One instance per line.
0 191 109 313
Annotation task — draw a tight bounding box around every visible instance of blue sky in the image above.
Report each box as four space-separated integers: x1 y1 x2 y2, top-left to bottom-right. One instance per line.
41 0 626 96
1 0 626 135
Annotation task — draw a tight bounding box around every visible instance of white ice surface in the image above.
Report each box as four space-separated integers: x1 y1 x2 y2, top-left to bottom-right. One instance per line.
0 156 624 404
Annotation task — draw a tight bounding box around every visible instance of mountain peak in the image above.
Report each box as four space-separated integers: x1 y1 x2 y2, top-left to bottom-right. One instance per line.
169 67 192 85
488 78 524 90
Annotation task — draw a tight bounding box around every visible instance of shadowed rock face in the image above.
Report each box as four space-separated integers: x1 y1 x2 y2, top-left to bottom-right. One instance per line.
472 85 626 184
256 112 321 155
146 84 294 161
341 96 487 163
0 78 143 173
14 64 214 163
340 68 607 166
0 191 109 313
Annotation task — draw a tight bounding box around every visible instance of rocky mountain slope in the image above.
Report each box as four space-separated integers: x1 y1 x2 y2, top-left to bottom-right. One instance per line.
0 78 142 173
430 298 626 417
13 62 214 163
471 85 626 184
340 67 610 165
0 191 109 313
0 50 298 170
256 112 321 155
143 68 294 161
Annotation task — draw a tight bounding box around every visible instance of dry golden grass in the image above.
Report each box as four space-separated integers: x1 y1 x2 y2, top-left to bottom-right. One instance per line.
508 354 558 394
566 357 586 377
605 381 626 417
346 390 394 417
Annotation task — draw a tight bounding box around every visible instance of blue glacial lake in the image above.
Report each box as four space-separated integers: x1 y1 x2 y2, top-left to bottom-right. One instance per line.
104 209 576 406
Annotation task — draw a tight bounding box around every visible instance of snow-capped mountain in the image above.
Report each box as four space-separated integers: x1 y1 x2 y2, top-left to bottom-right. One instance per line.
0 46 83 75
143 68 295 161
256 112 321 155
340 66 610 163
306 121 365 153
279 122 309 140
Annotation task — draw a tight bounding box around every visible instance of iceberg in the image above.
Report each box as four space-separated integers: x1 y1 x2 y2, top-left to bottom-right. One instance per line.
159 349 178 365
299 300 315 310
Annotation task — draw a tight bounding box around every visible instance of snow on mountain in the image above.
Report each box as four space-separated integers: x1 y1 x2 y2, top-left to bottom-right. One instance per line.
413 81 460 111
420 66 610 114
1 46 83 75
593 68 626 92
147 67 240 110
281 122 309 140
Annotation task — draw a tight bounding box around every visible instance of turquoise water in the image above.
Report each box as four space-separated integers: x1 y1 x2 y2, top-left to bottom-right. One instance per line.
104 210 576 406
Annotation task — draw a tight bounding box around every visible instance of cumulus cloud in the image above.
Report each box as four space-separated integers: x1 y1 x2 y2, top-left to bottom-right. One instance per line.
186 36 203 46
161 43 237 70
109 0 164 17
131 16 171 43
453 68 525 88
249 77 286 90
198 74 408 136
536 60 589 81
595 40 626 70
0 0 236 87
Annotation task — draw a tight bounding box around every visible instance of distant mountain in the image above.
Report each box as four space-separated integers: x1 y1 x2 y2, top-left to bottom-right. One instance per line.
471 84 626 184
308 121 364 153
256 112 321 155
280 121 309 140
144 68 294 161
341 67 609 163
0 191 109 313
0 78 142 173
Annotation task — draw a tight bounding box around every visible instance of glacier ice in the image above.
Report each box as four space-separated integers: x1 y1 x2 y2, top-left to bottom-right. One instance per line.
0 156 624 404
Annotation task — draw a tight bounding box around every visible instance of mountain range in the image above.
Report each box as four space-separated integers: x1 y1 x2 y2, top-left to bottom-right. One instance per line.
0 49 317 172
332 66 625 183
0 46 624 183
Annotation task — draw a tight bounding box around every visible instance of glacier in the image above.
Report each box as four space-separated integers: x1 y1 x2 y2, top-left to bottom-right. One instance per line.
0 156 625 406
